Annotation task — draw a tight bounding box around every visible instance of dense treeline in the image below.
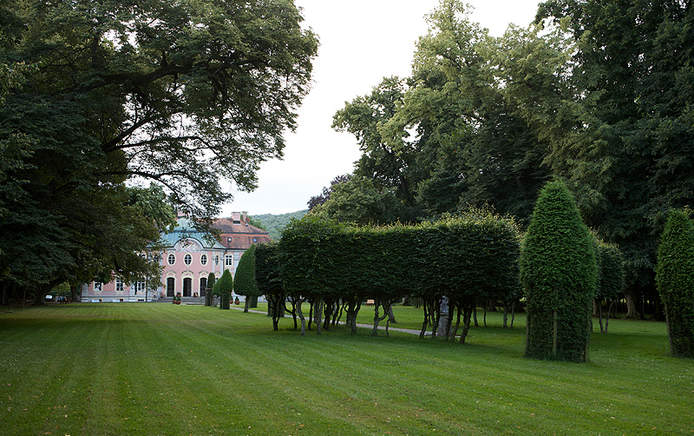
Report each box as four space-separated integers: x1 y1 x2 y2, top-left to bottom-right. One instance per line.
315 0 694 320
277 211 520 343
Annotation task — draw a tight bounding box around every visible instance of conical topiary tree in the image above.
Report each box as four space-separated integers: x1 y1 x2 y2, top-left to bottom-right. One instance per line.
656 209 694 358
205 272 215 307
234 245 260 313
215 269 233 310
520 180 598 362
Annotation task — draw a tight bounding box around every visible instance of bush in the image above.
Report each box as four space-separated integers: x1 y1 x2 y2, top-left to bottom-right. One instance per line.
520 180 598 362
656 209 694 357
215 269 233 310
205 272 215 307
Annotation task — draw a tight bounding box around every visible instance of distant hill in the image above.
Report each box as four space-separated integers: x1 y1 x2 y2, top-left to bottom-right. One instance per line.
251 210 307 241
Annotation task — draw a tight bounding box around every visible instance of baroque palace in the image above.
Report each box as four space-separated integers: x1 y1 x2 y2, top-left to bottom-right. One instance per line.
80 212 270 302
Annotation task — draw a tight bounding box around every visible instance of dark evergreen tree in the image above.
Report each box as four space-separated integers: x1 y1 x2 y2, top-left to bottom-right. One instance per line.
656 209 694 357
234 245 260 313
205 273 216 307
216 270 233 310
255 243 285 331
521 180 598 362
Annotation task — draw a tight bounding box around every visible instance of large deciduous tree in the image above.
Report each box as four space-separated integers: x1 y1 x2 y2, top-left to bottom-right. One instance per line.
536 0 694 317
0 0 317 301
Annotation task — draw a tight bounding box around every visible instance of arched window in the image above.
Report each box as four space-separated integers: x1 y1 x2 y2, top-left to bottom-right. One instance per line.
225 254 233 266
168 254 175 265
201 254 208 265
184 254 192 265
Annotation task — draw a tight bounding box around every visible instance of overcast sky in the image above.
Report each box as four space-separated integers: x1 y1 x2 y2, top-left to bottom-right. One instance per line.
222 0 540 216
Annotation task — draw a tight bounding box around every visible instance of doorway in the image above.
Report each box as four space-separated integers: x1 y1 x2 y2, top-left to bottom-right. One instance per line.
183 278 192 297
166 277 175 297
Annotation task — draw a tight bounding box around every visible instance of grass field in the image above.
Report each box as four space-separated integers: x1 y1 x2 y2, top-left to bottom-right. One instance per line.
1 304 692 435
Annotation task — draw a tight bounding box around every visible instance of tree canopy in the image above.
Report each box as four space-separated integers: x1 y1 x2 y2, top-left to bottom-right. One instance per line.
0 0 318 301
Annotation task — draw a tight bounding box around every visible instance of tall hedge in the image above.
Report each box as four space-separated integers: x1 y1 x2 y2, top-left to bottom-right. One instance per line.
280 212 520 342
234 245 260 313
520 180 598 362
656 209 694 357
216 269 233 310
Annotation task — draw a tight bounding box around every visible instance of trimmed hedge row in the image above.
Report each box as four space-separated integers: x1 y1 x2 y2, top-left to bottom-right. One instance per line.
279 211 521 341
656 209 694 358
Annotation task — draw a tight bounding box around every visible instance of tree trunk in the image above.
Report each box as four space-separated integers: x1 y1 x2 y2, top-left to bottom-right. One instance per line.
483 303 487 328
625 291 639 319
244 298 249 313
308 300 315 330
503 303 509 328
605 301 614 334
451 305 461 341
371 299 388 336
419 300 429 339
296 298 306 336
459 304 473 344
70 284 80 303
444 306 453 340
314 299 323 335
473 304 479 327
388 305 396 324
598 300 604 334
510 301 516 328
552 310 558 359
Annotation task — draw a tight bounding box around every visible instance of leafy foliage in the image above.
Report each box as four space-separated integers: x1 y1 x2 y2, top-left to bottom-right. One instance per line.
255 242 284 331
520 180 598 362
280 212 520 341
0 0 317 301
656 209 694 357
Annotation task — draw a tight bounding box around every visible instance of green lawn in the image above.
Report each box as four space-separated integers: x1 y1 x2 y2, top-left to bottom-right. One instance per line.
1 304 692 435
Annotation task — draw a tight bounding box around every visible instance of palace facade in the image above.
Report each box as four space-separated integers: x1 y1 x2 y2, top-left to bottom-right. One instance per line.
80 212 271 302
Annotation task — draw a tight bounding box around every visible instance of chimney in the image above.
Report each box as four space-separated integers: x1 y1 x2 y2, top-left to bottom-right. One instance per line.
242 211 249 225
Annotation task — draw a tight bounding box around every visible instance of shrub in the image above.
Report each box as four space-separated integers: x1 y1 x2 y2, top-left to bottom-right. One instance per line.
520 180 598 362
656 209 694 357
234 245 260 313
205 272 215 307
215 269 233 310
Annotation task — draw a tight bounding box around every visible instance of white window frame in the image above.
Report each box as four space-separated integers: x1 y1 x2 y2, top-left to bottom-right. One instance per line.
94 281 102 292
184 253 192 265
115 278 124 292
168 254 175 265
225 254 233 266
201 254 208 265
136 281 145 293
215 255 219 265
